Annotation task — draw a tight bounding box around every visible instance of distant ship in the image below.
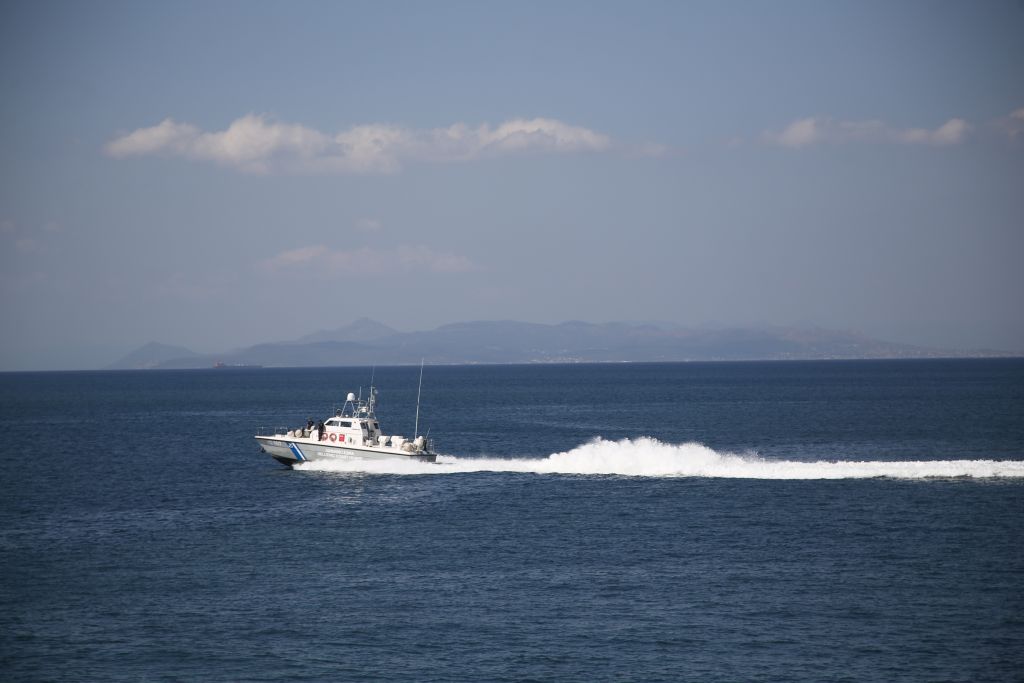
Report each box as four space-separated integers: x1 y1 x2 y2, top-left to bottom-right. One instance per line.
254 386 436 467
213 361 263 369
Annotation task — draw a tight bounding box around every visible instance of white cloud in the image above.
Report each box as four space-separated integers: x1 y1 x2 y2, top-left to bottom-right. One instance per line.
259 244 480 275
896 118 969 145
764 116 970 148
106 115 333 173
107 115 614 174
355 218 383 232
106 119 201 157
997 107 1024 142
262 245 328 267
477 118 611 154
771 117 822 148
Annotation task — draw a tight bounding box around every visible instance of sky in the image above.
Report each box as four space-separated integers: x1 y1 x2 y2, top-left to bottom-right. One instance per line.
1 0 1022 370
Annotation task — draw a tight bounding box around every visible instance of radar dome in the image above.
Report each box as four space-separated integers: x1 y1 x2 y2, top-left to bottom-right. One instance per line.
346 392 356 402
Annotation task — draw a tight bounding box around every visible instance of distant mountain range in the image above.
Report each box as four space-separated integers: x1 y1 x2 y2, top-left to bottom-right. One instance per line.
296 317 400 344
107 319 1006 370
109 341 200 369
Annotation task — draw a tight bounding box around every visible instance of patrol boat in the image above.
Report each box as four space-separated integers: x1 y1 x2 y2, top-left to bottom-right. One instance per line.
255 387 436 467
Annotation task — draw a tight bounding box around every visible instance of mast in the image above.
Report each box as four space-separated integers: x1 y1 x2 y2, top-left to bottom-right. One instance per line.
414 358 424 439
368 365 377 416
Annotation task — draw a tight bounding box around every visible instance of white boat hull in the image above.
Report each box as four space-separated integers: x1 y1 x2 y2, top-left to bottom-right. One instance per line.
255 434 437 466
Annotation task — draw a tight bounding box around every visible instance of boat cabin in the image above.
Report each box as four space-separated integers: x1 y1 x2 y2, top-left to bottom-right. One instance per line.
310 388 421 450
322 416 381 446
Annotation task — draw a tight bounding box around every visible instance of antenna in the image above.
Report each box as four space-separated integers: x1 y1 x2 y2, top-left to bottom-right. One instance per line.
414 358 424 439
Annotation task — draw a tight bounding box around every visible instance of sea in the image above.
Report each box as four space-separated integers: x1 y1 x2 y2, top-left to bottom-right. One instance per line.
1 359 1022 682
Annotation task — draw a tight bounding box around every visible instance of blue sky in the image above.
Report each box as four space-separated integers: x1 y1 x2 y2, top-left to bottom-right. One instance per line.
1 1 1022 369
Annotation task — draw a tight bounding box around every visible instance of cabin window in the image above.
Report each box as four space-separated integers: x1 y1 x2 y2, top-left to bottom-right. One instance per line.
326 419 340 426
338 421 352 428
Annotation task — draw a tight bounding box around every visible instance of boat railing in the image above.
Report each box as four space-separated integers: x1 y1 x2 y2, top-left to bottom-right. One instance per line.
256 426 292 437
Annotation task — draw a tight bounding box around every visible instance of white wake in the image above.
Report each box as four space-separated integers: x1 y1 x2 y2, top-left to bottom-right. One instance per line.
293 437 1024 480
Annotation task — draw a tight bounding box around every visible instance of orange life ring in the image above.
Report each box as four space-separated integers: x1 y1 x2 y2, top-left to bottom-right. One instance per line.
329 433 336 442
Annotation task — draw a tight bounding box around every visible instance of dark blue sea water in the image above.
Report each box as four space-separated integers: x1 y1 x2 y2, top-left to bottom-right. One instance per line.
2 360 1023 681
